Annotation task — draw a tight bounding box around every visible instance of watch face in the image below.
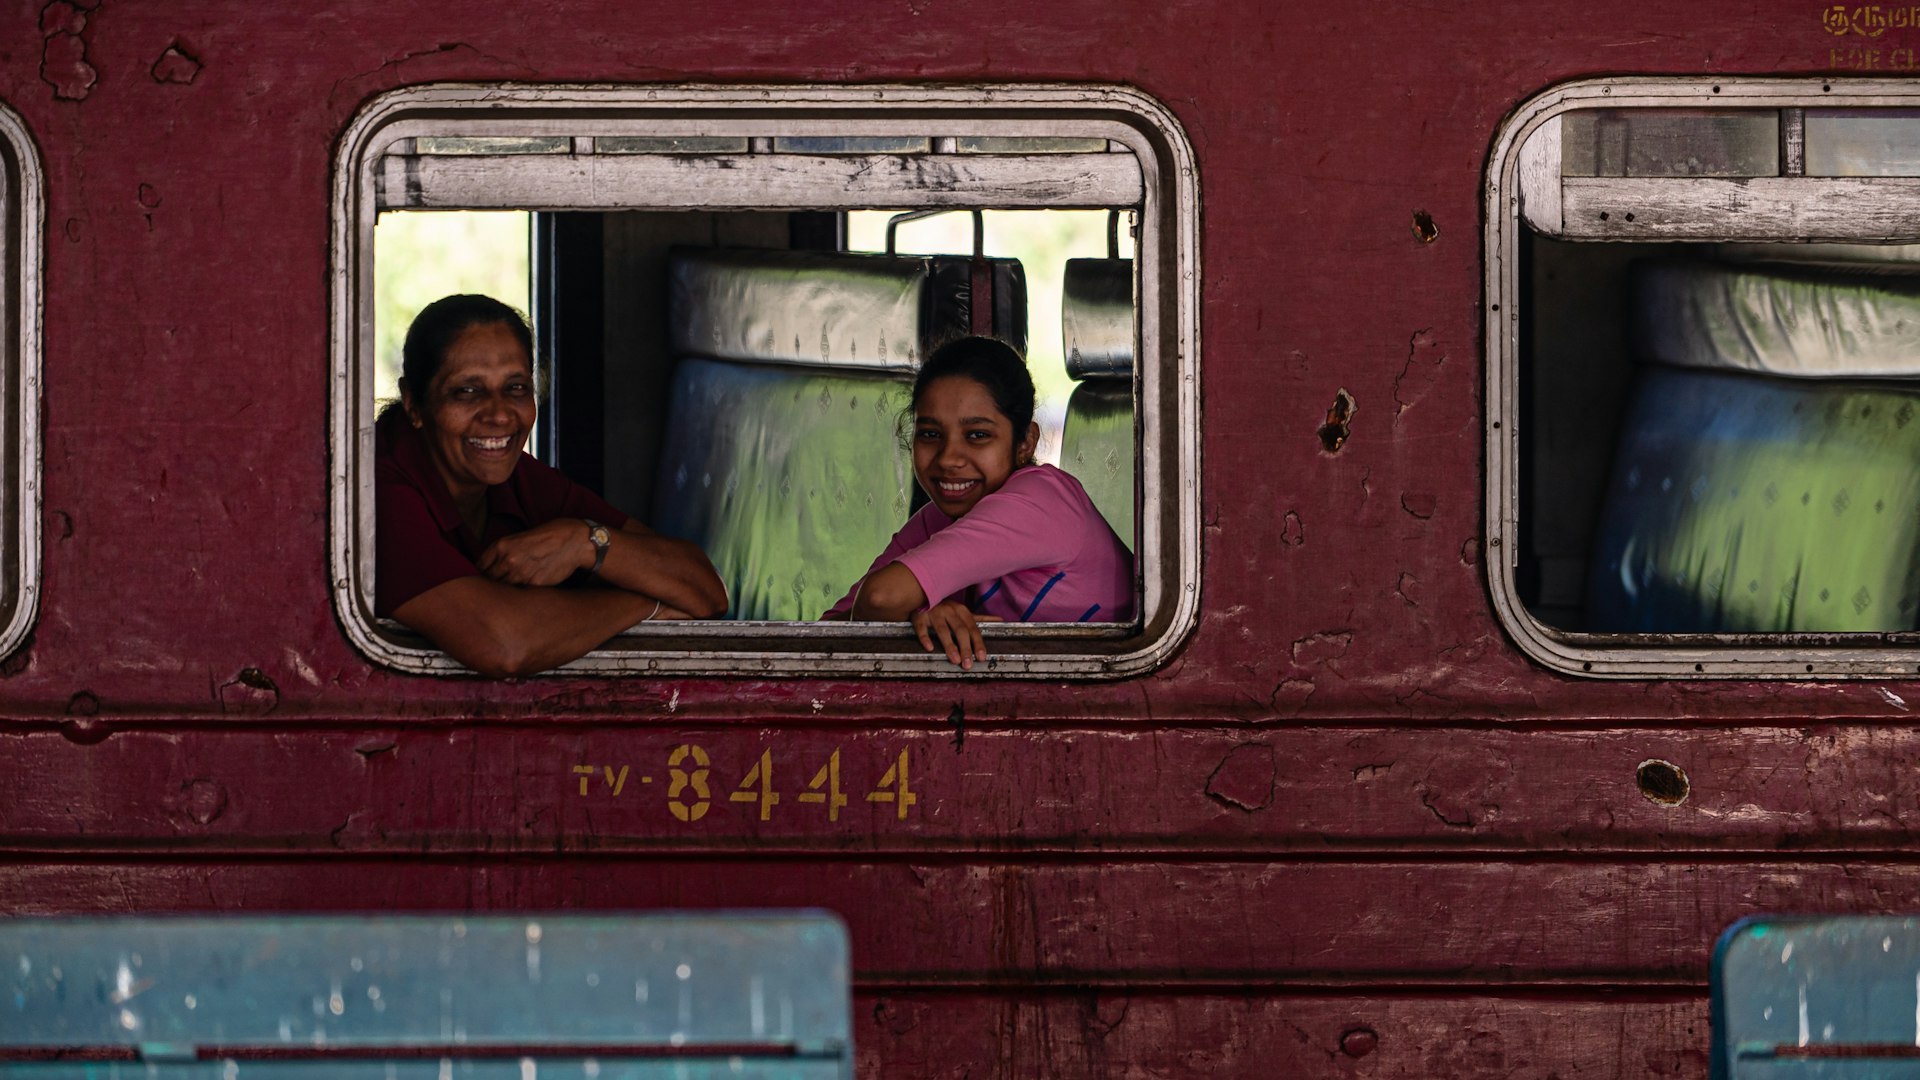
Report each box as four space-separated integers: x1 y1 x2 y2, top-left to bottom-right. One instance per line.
590 525 610 547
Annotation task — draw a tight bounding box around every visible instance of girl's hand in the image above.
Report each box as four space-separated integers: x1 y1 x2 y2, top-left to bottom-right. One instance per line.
909 601 1003 670
478 518 596 587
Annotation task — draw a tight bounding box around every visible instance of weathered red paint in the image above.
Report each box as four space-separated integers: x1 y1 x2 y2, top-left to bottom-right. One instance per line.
0 1 1895 1074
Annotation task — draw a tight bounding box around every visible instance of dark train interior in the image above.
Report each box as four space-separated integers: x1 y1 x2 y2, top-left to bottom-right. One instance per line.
1513 105 1920 639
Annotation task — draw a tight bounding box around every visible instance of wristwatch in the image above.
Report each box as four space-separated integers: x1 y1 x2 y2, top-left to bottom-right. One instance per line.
583 518 611 575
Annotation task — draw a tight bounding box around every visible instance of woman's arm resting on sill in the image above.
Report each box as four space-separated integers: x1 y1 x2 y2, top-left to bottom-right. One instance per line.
393 575 667 678
601 518 727 617
849 562 927 621
852 563 1004 668
479 517 728 618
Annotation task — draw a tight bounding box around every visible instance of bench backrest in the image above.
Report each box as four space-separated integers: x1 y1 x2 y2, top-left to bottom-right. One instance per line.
1057 256 1136 546
652 247 1026 620
0 913 851 1078
1584 259 1920 632
1714 915 1920 1078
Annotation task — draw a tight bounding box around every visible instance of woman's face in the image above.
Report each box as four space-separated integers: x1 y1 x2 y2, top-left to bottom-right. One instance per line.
403 320 537 504
912 375 1038 518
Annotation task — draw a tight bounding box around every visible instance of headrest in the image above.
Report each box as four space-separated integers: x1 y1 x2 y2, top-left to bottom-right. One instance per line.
669 248 928 371
1632 258 1920 378
1062 258 1134 379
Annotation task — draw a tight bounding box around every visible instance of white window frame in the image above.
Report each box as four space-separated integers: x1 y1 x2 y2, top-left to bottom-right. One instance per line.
1487 76 1920 679
329 83 1200 679
0 100 41 663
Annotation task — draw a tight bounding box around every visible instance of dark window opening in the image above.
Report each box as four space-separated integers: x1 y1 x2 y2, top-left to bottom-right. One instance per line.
1491 81 1920 676
333 84 1199 677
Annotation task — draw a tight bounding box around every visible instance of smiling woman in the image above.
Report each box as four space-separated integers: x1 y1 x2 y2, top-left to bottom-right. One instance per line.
376 295 726 677
825 337 1134 668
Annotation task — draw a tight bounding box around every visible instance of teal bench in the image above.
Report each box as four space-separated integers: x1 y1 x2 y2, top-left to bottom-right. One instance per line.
1714 915 1920 1078
0 913 851 1078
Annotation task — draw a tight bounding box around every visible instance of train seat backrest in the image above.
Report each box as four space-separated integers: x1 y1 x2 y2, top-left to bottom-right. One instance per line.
0 913 853 1078
651 247 1026 620
1583 258 1920 632
1711 915 1920 1079
1057 257 1136 545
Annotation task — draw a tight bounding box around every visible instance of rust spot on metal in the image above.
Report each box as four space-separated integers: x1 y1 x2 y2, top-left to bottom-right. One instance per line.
1400 492 1436 519
150 42 202 85
354 740 397 759
1341 1027 1379 1058
1419 788 1475 828
136 184 160 209
1637 759 1690 805
1205 742 1276 812
180 779 227 825
1411 209 1438 243
1085 994 1130 1037
1317 389 1356 452
219 668 280 714
60 707 110 745
1281 510 1304 546
947 703 965 752
63 218 83 243
1459 537 1481 567
1395 572 1420 607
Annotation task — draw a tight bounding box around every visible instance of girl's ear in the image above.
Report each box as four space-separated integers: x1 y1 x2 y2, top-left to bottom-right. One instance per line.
1018 421 1040 466
399 379 425 429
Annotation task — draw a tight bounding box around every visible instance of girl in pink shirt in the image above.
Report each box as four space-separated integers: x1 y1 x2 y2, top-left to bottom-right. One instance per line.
823 336 1134 668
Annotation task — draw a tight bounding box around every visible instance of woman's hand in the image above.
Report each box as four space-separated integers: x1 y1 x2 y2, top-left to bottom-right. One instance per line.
910 601 1003 670
478 518 595 587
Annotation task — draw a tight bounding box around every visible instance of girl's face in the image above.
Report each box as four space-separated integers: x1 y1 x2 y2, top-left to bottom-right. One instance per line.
402 320 537 506
911 374 1039 518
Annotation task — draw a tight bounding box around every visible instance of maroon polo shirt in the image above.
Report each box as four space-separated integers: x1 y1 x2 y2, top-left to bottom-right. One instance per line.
374 411 629 618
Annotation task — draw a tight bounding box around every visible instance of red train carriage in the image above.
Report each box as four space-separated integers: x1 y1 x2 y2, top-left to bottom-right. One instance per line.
2 1 1917 1075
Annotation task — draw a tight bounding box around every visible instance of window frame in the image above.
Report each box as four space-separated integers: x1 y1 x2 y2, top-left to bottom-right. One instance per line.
329 83 1200 679
1486 76 1920 679
0 99 41 664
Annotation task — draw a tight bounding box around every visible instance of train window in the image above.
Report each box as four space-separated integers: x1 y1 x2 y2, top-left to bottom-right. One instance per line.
330 84 1199 678
0 100 41 664
1489 78 1920 678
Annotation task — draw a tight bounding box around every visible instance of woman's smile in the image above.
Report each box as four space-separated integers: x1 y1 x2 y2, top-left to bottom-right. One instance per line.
933 477 981 498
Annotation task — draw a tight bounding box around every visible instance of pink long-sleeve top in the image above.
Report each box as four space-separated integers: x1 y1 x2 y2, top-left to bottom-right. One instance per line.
823 464 1134 623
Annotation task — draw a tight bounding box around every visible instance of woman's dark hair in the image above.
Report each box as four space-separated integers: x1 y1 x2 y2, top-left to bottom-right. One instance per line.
382 294 536 420
911 335 1037 439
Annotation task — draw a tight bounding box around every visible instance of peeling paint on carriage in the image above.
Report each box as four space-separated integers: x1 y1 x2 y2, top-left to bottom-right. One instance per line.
1203 741 1275 812
149 43 200 86
37 2 93 102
